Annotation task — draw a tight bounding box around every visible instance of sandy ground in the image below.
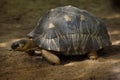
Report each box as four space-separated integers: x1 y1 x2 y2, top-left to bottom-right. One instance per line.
0 16 120 80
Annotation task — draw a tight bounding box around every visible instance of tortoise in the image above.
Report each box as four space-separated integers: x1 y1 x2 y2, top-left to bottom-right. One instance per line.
11 5 111 64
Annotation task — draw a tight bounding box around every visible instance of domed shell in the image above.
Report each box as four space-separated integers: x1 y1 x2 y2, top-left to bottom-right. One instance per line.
28 5 111 55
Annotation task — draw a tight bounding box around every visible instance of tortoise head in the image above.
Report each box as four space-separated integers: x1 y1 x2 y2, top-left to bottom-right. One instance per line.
11 39 28 51
11 38 39 51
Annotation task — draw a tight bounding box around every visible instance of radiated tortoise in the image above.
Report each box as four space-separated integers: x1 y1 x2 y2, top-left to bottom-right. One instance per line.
11 5 111 64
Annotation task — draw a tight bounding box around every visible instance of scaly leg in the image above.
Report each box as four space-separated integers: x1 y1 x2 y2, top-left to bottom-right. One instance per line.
41 49 60 64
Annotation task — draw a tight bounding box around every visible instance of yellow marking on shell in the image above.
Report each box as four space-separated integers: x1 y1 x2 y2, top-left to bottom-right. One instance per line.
67 47 71 54
99 46 102 49
71 34 74 43
48 23 55 29
64 15 71 21
86 35 89 43
84 35 88 46
79 17 83 34
57 31 66 42
80 34 83 41
91 26 98 36
74 46 78 54
98 37 103 49
75 34 79 51
86 24 90 35
39 44 42 47
81 35 88 54
40 33 47 45
39 32 44 38
68 5 72 7
82 45 86 53
80 14 85 21
96 19 100 25
57 48 60 51
66 31 69 37
71 34 78 55
47 39 52 50
91 35 94 48
95 37 99 46
51 39 60 51
54 30 60 40
95 36 102 49
50 9 54 11
81 35 86 48
56 29 67 42
48 47 51 50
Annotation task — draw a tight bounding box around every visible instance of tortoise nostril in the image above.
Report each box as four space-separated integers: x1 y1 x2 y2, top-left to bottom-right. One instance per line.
11 42 19 50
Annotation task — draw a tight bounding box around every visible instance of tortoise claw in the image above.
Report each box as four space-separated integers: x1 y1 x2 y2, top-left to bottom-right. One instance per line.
88 50 98 60
89 55 97 60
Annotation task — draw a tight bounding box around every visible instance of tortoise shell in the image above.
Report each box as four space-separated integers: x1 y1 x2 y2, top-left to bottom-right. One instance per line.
28 5 111 55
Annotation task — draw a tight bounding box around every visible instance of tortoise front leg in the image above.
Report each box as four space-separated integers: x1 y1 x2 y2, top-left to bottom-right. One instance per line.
26 50 36 56
88 50 98 60
41 49 60 64
26 50 42 56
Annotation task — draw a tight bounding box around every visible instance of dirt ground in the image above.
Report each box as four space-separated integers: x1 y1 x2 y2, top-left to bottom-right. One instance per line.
0 4 120 80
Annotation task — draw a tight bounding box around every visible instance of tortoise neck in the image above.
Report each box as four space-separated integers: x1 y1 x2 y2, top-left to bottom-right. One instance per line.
22 38 39 51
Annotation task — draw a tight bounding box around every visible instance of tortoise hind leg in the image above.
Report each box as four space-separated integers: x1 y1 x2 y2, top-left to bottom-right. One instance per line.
88 50 98 60
41 49 60 64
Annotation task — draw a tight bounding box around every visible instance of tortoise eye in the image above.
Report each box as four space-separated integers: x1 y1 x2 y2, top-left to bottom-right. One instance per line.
11 42 19 50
